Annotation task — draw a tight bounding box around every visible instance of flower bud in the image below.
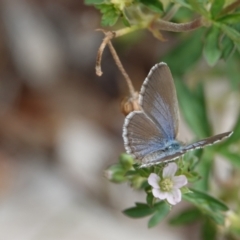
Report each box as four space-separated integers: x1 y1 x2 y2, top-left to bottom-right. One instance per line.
119 153 134 170
120 92 140 116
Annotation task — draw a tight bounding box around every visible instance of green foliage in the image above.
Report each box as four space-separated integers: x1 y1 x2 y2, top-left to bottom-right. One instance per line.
95 4 121 26
203 27 221 66
123 201 170 227
201 218 217 240
175 80 211 138
169 207 202 225
210 0 225 19
148 201 170 228
138 0 163 13
183 188 229 225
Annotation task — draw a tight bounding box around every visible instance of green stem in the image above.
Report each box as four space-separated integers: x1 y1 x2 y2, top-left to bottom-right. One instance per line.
114 23 147 37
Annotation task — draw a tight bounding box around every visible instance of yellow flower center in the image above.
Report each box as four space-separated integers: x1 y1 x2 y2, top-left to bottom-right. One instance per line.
159 178 173 192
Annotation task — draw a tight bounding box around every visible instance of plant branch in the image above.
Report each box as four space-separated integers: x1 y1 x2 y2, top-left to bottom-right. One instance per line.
95 29 136 98
219 0 240 17
150 17 205 32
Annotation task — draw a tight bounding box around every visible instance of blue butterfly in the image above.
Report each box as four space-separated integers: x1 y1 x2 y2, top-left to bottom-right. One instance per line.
122 63 232 168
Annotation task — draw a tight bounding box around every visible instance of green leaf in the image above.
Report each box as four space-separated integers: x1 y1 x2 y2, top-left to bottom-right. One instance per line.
184 171 201 182
184 188 229 212
84 0 105 4
219 23 240 43
218 13 240 24
96 4 120 26
203 27 221 66
210 0 225 18
123 203 155 218
172 0 192 9
220 36 235 60
139 0 163 13
188 0 208 17
146 192 154 207
175 80 211 138
201 218 217 240
122 15 131 27
180 186 191 194
169 208 202 225
193 153 213 191
148 201 170 228
136 168 150 178
163 29 203 76
183 189 228 225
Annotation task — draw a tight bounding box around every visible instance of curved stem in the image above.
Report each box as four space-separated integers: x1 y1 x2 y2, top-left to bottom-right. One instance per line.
95 29 136 97
107 40 136 97
150 17 204 32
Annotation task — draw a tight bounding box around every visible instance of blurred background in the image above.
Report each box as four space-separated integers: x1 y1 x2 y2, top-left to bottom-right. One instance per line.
0 0 239 239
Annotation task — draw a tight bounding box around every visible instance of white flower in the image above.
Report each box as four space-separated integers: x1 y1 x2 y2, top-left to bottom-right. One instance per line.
148 162 187 205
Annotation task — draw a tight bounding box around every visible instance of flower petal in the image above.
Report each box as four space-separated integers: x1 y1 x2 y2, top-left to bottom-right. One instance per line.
163 162 178 178
172 175 188 188
148 173 160 189
152 188 167 200
166 188 181 205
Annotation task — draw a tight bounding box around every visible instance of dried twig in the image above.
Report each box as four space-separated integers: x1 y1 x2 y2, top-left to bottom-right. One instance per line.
96 29 136 98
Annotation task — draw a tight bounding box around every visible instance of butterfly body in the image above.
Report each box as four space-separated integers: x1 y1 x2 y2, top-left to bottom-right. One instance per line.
122 62 233 168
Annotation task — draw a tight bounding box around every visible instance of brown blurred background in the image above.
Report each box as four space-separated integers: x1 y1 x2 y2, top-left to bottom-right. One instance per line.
0 0 230 239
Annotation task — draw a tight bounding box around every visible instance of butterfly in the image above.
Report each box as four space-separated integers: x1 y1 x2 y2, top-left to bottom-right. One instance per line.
122 62 233 168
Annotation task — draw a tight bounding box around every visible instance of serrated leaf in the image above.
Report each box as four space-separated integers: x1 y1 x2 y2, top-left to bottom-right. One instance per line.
218 13 240 24
123 203 155 218
210 0 225 18
203 27 221 66
139 0 163 13
169 208 202 225
96 4 120 26
148 201 170 228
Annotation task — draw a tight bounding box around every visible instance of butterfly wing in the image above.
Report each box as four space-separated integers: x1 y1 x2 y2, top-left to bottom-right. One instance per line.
123 111 166 161
183 131 233 151
123 62 178 162
139 62 179 140
140 131 233 168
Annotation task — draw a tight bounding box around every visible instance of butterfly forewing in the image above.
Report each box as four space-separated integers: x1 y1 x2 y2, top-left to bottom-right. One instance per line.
140 131 233 168
139 63 179 140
